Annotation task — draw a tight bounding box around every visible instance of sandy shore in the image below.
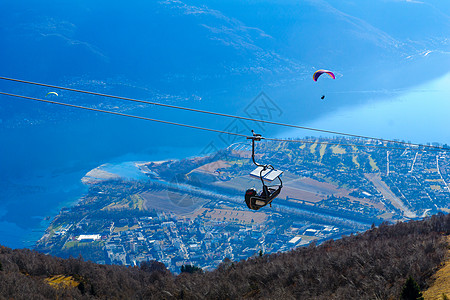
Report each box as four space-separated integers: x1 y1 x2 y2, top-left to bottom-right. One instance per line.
81 165 121 184
82 160 172 184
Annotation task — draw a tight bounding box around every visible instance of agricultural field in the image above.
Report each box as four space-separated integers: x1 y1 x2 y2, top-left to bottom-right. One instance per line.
185 207 267 224
141 190 208 215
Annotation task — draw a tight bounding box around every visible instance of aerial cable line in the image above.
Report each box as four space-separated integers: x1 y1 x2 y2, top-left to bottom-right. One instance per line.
0 92 248 138
0 76 447 151
1 91 448 153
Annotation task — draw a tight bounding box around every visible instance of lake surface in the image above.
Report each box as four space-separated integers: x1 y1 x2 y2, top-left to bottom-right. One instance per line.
283 73 450 146
1 73 449 249
0 113 204 248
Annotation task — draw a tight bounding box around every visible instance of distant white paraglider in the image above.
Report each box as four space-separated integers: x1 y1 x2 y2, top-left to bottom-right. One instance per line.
46 92 58 97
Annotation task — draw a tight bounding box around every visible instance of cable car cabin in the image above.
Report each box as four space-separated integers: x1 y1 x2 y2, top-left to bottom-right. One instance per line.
244 130 283 210
245 166 283 210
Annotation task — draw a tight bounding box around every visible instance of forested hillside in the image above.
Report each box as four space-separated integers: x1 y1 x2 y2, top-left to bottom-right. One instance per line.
1 213 449 299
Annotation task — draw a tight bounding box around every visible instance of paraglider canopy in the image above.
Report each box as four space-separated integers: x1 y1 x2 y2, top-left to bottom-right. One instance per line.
46 92 58 97
313 70 335 82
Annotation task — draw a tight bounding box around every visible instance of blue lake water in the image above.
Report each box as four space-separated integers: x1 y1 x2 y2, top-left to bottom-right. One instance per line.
0 111 205 249
1 73 450 249
0 148 202 249
284 73 450 146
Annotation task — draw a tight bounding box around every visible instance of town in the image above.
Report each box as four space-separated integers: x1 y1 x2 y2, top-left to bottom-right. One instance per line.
35 137 450 273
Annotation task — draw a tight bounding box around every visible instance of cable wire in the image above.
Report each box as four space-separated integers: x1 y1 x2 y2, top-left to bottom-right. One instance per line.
0 92 248 138
0 76 448 151
1 91 448 153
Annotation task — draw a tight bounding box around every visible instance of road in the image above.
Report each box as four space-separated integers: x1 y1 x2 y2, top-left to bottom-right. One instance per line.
436 155 450 194
365 174 417 218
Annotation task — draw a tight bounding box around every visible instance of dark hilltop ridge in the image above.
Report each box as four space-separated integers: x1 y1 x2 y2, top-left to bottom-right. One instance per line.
1 213 449 299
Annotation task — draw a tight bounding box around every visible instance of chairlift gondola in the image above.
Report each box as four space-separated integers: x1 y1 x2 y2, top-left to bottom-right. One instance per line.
245 131 283 210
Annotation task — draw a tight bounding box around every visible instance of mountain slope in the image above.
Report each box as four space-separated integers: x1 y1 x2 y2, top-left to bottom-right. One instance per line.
1 213 449 299
1 0 448 129
423 236 450 299
1 0 448 87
